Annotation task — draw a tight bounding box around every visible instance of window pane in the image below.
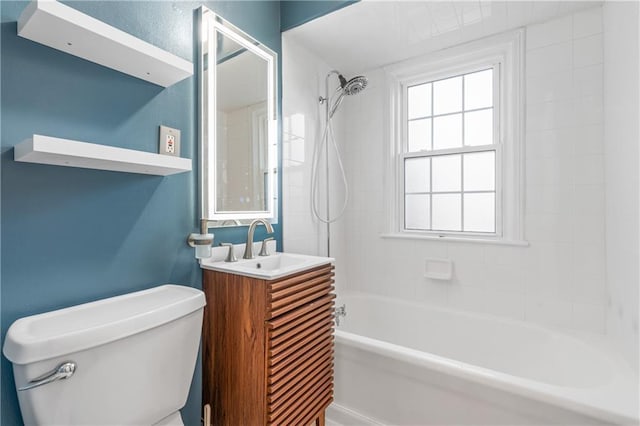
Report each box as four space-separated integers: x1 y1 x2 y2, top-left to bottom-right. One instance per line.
405 194 430 230
464 193 495 232
408 83 431 119
432 154 461 192
432 194 461 231
408 118 432 151
405 157 430 193
464 109 493 146
433 76 462 115
433 114 462 150
464 69 493 110
463 151 495 191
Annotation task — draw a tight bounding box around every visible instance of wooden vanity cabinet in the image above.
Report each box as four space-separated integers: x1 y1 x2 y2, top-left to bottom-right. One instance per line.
202 263 335 426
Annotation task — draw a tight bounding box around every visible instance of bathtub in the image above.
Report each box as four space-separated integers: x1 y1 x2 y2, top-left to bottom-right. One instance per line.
330 294 639 425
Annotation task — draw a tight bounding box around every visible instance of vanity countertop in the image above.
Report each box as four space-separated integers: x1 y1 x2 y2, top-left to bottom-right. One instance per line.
200 251 334 280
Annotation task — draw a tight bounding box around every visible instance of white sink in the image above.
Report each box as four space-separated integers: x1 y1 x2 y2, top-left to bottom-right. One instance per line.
200 252 334 280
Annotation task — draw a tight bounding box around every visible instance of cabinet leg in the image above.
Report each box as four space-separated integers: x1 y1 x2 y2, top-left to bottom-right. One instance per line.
315 410 326 426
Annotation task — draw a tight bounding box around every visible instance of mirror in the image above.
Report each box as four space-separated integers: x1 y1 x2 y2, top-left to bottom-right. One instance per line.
199 7 277 226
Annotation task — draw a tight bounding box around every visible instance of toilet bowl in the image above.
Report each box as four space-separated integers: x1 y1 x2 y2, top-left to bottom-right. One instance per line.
3 284 205 425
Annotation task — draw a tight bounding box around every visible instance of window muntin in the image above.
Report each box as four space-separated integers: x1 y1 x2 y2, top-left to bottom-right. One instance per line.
402 67 499 235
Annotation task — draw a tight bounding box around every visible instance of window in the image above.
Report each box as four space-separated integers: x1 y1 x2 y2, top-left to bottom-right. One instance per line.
404 68 498 234
386 30 524 243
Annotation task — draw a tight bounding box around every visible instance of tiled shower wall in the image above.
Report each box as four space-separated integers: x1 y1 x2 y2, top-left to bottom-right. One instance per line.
282 36 349 292
603 1 639 370
284 7 610 334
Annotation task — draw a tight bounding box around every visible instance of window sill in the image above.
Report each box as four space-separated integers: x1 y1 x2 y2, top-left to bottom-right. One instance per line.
379 233 529 247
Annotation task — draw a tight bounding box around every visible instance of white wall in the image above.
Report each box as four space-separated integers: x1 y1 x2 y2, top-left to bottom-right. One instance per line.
284 8 611 334
282 36 349 292
603 1 639 370
282 36 327 256
333 7 609 334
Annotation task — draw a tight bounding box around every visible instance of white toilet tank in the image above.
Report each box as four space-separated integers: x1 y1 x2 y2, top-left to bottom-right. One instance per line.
3 284 205 426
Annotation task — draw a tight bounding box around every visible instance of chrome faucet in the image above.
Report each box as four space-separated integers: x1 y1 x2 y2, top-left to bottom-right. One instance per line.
243 219 274 259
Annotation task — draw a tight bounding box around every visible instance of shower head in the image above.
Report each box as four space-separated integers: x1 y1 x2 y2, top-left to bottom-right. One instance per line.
326 73 368 118
341 75 368 96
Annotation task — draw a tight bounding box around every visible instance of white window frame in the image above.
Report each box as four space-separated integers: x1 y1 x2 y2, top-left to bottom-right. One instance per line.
382 29 526 245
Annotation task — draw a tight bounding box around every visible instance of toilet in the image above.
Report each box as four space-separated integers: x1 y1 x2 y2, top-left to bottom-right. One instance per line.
3 284 205 426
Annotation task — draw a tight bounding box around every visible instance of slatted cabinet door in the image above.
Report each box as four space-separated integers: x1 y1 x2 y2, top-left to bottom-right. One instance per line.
203 263 335 426
266 264 335 426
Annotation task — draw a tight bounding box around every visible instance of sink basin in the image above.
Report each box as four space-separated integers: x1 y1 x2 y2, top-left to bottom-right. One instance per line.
200 252 334 280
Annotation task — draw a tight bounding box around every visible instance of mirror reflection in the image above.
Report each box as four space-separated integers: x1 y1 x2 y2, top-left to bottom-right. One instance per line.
200 8 277 226
215 33 269 212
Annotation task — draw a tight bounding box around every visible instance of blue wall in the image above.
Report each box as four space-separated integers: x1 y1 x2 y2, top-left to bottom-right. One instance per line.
0 1 280 425
280 0 357 31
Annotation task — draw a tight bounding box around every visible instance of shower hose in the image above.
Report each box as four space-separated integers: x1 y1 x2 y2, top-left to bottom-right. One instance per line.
310 108 349 224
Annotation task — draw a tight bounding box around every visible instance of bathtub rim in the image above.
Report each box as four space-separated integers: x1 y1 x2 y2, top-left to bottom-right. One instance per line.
333 294 639 425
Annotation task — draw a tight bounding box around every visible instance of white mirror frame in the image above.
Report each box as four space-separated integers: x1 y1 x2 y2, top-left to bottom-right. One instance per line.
198 7 278 224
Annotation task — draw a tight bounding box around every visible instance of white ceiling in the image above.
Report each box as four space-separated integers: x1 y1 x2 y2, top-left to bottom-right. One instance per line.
285 0 601 75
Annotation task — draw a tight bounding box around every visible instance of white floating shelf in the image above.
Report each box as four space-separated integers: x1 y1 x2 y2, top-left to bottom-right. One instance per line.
15 135 192 176
17 0 193 87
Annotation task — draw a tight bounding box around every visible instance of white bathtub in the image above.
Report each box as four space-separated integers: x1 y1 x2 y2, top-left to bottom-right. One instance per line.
331 294 639 425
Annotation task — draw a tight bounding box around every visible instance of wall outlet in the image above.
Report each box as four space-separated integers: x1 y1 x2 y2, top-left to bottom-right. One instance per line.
159 125 180 156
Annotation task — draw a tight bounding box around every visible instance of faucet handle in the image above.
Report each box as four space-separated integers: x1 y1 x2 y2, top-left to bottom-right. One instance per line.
259 237 275 256
220 243 238 263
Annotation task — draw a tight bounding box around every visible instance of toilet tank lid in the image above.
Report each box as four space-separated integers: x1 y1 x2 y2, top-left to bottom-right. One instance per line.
3 284 206 365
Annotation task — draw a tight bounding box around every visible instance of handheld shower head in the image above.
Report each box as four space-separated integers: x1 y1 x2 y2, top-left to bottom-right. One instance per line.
342 75 368 95
327 73 369 118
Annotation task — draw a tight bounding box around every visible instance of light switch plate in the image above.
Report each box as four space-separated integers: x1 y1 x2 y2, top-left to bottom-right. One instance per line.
159 125 181 156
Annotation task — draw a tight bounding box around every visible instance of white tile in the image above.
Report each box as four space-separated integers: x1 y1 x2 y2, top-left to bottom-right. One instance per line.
572 303 606 333
574 124 603 155
526 15 573 50
505 1 534 28
573 64 603 99
572 243 606 304
531 1 562 19
446 242 485 265
452 261 488 287
572 276 607 305
526 99 575 131
524 242 574 300
284 7 613 336
575 96 603 126
525 184 573 215
574 154 604 185
484 245 526 269
485 290 526 320
572 243 606 278
526 42 573 78
573 7 602 39
525 155 574 186
525 297 573 329
448 285 488 314
526 71 574 104
572 214 605 245
573 184 605 217
524 213 574 243
484 264 525 294
415 279 450 306
573 34 603 68
526 128 575 159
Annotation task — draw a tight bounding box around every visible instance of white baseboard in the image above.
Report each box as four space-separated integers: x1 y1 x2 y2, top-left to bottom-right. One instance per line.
326 403 385 426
